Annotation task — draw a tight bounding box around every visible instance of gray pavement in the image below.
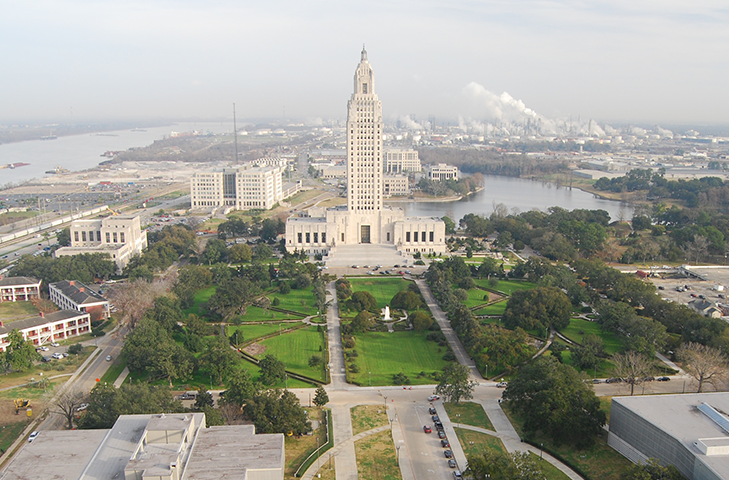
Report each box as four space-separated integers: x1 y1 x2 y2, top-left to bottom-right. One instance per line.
413 278 483 381
326 281 348 390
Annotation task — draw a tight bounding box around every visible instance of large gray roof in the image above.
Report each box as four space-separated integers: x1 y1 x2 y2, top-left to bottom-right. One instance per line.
50 280 108 305
0 276 41 287
0 310 87 335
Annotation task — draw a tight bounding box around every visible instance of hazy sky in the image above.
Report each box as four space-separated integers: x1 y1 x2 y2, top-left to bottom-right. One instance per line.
3 0 728 125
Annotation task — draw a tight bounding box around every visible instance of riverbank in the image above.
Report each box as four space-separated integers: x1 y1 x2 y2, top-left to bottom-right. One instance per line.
386 187 483 204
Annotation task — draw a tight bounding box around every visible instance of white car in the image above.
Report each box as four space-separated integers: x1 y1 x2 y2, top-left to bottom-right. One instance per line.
427 395 440 402
50 342 60 347
51 353 64 360
28 431 39 443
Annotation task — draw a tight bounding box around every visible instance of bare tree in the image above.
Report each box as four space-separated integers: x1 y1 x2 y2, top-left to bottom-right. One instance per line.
612 351 652 395
107 279 171 328
54 389 87 430
684 235 710 265
678 342 728 393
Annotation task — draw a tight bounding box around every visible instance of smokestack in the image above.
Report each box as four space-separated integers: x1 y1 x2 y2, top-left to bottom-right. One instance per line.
79 287 84 293
69 280 75 286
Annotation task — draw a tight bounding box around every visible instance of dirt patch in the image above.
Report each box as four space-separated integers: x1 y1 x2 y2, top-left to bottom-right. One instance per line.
244 343 266 356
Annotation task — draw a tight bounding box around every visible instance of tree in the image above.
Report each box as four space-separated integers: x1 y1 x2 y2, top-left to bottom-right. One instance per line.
108 279 168 328
244 389 312 435
347 291 377 312
0 330 41 372
229 243 252 264
391 290 421 310
57 227 71 246
503 287 572 331
435 363 475 404
442 216 456 234
466 450 546 480
54 389 87 430
194 387 214 410
202 238 228 265
313 386 329 407
351 311 375 333
411 311 434 332
621 458 685 480
572 334 605 372
150 340 195 386
221 370 259 408
678 342 728 393
259 354 286 385
200 336 239 386
503 357 606 447
207 277 261 319
146 295 183 332
612 351 653 395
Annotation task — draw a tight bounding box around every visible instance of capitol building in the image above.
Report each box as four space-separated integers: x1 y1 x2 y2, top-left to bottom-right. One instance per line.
285 47 446 264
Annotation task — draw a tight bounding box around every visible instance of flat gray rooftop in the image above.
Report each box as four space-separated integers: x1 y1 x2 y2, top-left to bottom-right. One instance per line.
184 426 284 480
2 430 108 480
79 415 151 480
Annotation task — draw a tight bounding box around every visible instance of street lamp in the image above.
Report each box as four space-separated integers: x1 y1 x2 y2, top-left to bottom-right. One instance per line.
456 413 460 428
396 445 401 466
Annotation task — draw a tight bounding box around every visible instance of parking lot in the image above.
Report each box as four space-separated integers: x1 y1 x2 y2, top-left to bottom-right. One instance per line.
649 267 729 308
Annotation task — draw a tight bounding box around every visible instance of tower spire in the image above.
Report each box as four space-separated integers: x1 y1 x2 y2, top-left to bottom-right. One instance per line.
361 44 367 61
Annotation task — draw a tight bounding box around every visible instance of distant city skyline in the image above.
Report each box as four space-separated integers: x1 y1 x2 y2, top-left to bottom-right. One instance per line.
3 1 727 125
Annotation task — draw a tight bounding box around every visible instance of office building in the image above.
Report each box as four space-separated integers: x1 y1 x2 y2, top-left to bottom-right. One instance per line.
426 163 459 181
0 310 91 351
385 149 421 173
49 280 110 321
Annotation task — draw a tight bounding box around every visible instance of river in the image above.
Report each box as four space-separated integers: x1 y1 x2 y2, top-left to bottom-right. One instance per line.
0 122 233 186
400 175 630 222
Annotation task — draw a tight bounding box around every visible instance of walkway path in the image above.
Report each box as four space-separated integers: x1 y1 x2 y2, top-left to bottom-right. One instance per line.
413 278 483 381
326 281 348 390
472 398 584 480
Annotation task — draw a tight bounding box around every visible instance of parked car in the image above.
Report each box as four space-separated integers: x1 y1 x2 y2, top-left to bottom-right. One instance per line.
441 439 450 448
448 459 457 468
429 407 437 415
453 470 463 479
28 431 39 443
431 415 440 422
496 382 508 388
606 377 623 383
438 430 447 439
423 425 432 434
592 379 602 384
105 355 112 361
435 421 444 431
427 395 440 401
50 342 60 347
657 376 671 381
444 449 453 458
51 353 64 360
179 391 197 400
75 403 89 412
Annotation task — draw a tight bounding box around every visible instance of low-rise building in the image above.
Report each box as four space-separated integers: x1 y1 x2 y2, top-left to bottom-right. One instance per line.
426 163 459 181
54 214 148 272
383 174 410 196
689 299 723 318
49 280 110 322
190 162 286 210
0 310 91 351
385 149 421 173
0 276 41 302
3 413 284 480
609 393 729 480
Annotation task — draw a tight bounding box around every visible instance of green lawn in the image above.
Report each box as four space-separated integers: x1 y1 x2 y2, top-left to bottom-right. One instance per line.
531 453 572 480
558 349 617 378
559 318 623 355
0 301 39 322
474 300 508 316
348 277 412 309
0 420 31 453
182 286 216 316
347 331 452 386
454 286 492 308
227 322 304 343
504 405 632 480
351 404 389 435
454 427 507 458
474 279 537 295
233 305 300 323
257 326 327 381
354 430 402 480
99 355 127 385
269 286 317 315
444 402 494 430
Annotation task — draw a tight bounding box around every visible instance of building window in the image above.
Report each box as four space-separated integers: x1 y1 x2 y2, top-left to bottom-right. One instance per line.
430 231 434 242
298 233 302 243
422 232 426 242
341 233 345 242
322 233 326 243
74 231 79 242
120 232 125 243
406 232 411 242
313 233 318 243
81 231 87 242
113 232 118 243
387 232 390 242
106 232 110 243
306 232 310 243
97 231 101 241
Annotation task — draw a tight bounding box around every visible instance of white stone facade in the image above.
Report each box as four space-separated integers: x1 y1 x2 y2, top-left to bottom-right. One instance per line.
385 149 421 173
383 175 410 196
285 48 446 257
190 163 284 210
427 163 459 181
54 215 148 271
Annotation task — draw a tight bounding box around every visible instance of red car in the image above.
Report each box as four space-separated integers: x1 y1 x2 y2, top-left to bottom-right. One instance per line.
423 425 432 433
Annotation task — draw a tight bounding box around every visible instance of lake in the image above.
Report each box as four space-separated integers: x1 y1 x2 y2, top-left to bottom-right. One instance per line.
400 175 629 222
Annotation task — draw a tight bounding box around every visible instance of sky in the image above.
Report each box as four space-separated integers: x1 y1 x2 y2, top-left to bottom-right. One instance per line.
2 0 728 126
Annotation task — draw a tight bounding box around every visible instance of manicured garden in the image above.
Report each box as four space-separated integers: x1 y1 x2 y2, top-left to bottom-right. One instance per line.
226 322 304 343
559 318 623 355
346 331 452 386
347 277 412 309
456 286 492 308
256 326 327 381
454 427 507 458
269 286 318 316
473 300 508 316
474 279 537 295
182 286 216 316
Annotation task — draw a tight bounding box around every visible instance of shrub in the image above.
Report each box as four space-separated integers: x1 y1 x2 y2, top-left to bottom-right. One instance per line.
343 336 356 349
308 355 322 367
67 343 83 355
442 350 456 361
272 297 281 306
393 372 410 385
349 363 360 373
279 282 291 294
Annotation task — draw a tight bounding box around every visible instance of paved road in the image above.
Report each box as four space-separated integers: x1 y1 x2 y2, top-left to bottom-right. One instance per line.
413 278 483 381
